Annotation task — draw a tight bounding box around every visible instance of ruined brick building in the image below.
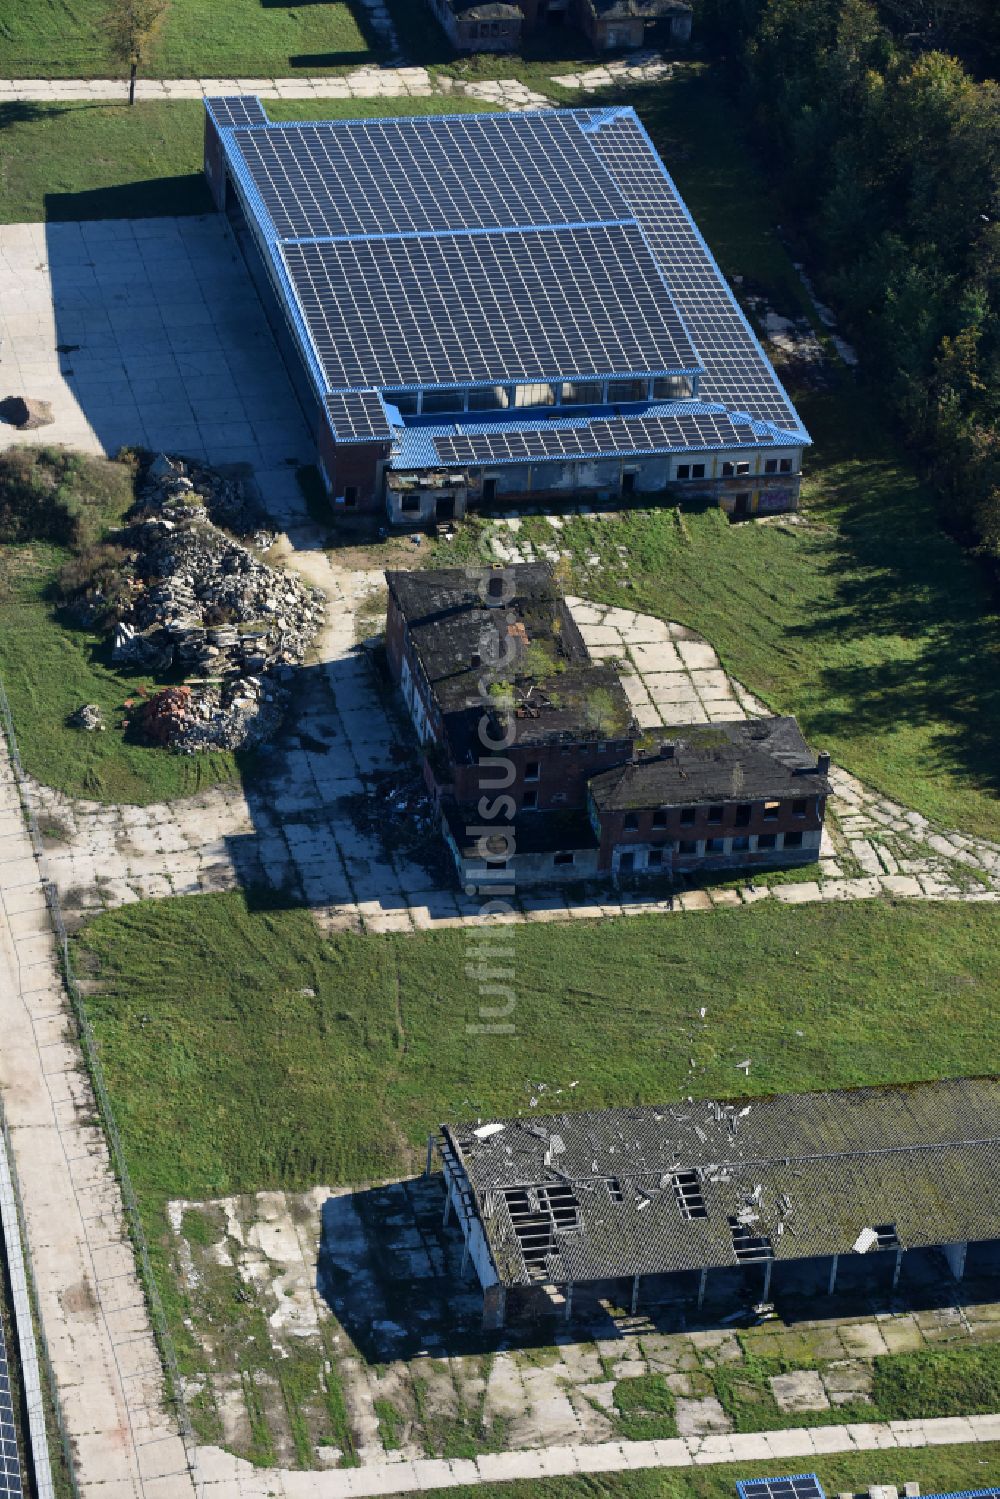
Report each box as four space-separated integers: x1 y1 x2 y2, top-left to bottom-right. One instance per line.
386 563 829 887
426 0 693 54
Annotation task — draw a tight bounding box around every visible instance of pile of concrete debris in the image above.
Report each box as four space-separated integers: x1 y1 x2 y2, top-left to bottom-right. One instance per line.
105 455 323 753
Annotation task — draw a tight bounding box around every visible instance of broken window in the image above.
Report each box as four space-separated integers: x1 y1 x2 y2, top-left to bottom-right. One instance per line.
525 761 540 782
765 459 778 475
783 830 803 848
343 486 358 507
623 811 640 831
692 463 706 479
553 851 574 866
792 798 807 816
676 463 691 480
652 808 668 829
680 807 696 826
732 834 750 852
735 804 752 827
468 385 510 411
401 495 420 514
383 389 418 415
729 1216 774 1262
780 458 793 473
673 1170 708 1220
503 1183 581 1279
647 848 663 868
722 462 735 477
763 799 780 820
523 789 538 810
678 839 697 855
874 1224 900 1250
707 805 724 824
706 837 725 853
758 833 777 850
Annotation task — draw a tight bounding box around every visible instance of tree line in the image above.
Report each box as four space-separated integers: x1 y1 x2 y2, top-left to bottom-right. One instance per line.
696 0 1000 558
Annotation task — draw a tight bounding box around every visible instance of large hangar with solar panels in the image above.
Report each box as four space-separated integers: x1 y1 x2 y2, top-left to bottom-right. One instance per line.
203 97 809 525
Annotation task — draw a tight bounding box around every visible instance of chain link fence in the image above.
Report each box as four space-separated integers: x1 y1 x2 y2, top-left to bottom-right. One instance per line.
0 673 198 1491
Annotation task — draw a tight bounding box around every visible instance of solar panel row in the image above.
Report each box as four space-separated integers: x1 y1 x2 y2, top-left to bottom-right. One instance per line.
0 1317 23 1499
433 410 761 465
234 112 628 241
737 1477 825 1499
324 390 392 443
586 111 804 434
207 96 268 130
283 223 700 391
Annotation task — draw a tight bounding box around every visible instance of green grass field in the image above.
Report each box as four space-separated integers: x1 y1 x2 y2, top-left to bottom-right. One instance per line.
77 892 1000 1203
0 94 498 224
0 0 373 80
421 1447 1000 1498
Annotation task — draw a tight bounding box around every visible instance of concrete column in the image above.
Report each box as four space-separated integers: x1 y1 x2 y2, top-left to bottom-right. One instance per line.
482 1284 506 1331
697 1267 707 1310
944 1240 968 1281
762 1258 773 1302
630 1274 640 1316
564 1283 574 1322
828 1254 838 1295
892 1247 903 1292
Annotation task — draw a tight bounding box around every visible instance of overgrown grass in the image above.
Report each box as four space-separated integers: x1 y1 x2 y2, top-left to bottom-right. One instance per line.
76 891 1000 1206
0 450 237 803
0 0 373 80
414 1445 1000 1497
0 95 499 225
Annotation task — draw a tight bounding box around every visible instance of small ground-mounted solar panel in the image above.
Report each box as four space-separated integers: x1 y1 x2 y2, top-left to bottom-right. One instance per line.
282 223 700 392
324 390 392 444
206 96 268 130
736 1476 825 1499
0 1314 24 1499
585 110 806 436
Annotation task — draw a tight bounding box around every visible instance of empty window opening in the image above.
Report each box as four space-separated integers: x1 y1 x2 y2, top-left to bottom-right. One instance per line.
680 806 696 826
732 835 750 851
692 463 706 479
676 463 691 480
707 804 724 824
792 797 808 816
653 375 694 400
401 495 420 514
678 839 697 855
622 470 637 495
765 459 778 475
729 1216 774 1262
758 833 777 850
652 808 668 829
343 486 358 508
674 1170 708 1220
553 850 574 866
763 799 780 820
504 1183 581 1279
875 1224 900 1250
647 848 663 868
523 789 538 810
780 458 793 473
623 811 640 831
706 837 725 853
525 760 540 782
784 830 803 849
735 803 752 827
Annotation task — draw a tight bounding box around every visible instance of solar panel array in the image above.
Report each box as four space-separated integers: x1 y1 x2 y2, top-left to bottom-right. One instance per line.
282 223 699 391
433 409 762 466
324 390 392 443
233 112 628 240
587 111 805 434
736 1477 825 1499
0 1315 23 1499
207 96 268 130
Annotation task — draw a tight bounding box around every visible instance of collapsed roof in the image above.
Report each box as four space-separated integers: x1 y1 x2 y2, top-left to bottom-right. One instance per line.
441 1077 1000 1288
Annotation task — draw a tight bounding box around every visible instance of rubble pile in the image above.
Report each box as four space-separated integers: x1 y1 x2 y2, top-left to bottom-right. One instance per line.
99 455 323 753
68 703 104 732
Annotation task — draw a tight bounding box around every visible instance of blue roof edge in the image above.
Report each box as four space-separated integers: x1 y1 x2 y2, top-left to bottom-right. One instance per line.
736 1477 824 1499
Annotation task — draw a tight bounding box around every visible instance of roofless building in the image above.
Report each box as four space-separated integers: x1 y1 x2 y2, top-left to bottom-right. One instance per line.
437 1077 1000 1328
203 97 808 524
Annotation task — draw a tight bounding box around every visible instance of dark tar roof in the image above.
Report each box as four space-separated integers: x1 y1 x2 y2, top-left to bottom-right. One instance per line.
386 564 634 760
442 1077 1000 1288
589 718 829 810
